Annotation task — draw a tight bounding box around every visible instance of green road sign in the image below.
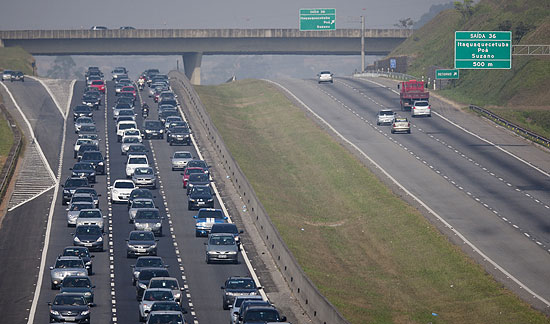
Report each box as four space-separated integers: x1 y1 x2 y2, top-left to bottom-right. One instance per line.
455 31 512 69
299 8 336 31
436 69 459 79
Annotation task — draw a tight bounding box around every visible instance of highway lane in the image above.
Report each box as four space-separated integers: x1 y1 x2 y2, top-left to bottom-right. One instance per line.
273 77 550 308
28 78 254 324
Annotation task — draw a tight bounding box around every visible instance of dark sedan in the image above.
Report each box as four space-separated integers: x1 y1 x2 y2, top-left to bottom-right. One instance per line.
73 225 104 252
188 185 215 210
49 293 91 323
62 246 94 275
126 230 158 258
60 275 95 304
167 126 191 146
71 162 97 183
135 268 170 301
80 151 105 175
62 177 90 205
221 276 261 310
73 105 93 121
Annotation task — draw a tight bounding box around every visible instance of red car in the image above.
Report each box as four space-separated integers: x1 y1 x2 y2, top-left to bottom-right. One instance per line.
90 80 105 93
182 167 206 188
120 86 136 97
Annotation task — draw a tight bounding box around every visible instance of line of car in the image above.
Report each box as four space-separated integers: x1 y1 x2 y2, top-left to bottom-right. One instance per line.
1 69 25 82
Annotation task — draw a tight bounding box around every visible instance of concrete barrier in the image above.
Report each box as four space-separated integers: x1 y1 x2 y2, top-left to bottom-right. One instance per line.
169 71 350 324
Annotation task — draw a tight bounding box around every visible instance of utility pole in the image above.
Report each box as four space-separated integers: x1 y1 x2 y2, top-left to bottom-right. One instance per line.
361 16 365 72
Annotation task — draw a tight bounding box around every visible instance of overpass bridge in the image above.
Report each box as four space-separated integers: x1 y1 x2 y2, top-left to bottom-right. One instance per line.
0 29 412 84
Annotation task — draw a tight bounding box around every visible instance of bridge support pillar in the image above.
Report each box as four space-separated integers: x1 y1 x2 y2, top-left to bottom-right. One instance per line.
182 52 203 85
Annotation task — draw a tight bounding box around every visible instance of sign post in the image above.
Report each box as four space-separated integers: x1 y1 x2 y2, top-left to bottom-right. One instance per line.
455 31 512 69
299 9 336 31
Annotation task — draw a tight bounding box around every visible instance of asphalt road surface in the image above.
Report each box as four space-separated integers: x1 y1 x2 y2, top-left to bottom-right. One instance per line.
272 76 550 310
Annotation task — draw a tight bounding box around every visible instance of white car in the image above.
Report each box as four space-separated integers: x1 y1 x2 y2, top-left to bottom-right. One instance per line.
121 136 142 155
73 138 94 158
317 71 333 84
411 100 431 117
123 129 143 140
76 208 105 231
116 121 138 142
110 179 136 203
139 288 175 322
376 109 396 126
171 151 193 170
126 154 149 177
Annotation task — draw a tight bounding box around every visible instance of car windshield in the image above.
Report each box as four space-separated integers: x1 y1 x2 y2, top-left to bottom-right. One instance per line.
55 259 84 268
75 226 101 236
131 190 152 199
76 139 92 145
172 127 189 133
125 130 139 136
415 101 429 107
115 181 135 189
227 278 255 289
130 232 155 241
136 258 163 268
79 210 101 218
379 110 394 116
119 123 136 130
119 109 135 116
76 117 93 123
71 196 93 203
139 269 169 280
197 210 223 219
150 279 178 290
74 188 97 197
320 71 331 74
151 302 181 312
80 125 96 132
186 168 204 175
54 295 86 306
135 168 153 175
173 152 191 159
145 121 162 129
82 152 102 160
123 137 140 144
128 145 146 152
187 161 207 168
143 290 173 301
244 309 279 321
74 106 91 112
70 203 94 211
129 157 147 164
91 81 103 85
63 248 89 258
189 174 208 182
80 134 98 140
63 277 91 288
65 178 88 187
136 210 160 220
148 314 183 323
211 224 238 234
191 186 210 195
133 201 154 208
122 86 135 91
395 118 408 122
74 163 94 171
209 235 235 245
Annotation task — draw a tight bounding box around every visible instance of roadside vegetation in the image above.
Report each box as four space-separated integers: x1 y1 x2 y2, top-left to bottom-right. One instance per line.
389 0 550 136
0 94 14 175
0 46 34 75
197 79 548 323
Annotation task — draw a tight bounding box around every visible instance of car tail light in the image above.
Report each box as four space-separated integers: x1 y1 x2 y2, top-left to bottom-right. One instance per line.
392 123 396 127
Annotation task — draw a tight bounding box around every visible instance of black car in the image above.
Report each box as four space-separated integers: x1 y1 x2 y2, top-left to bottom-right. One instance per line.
187 159 210 176
127 188 154 209
71 162 97 183
119 91 135 104
76 144 99 161
73 105 93 121
159 109 180 124
73 225 104 252
187 185 215 210
49 293 91 323
10 71 24 82
158 98 178 108
221 277 262 310
62 246 94 275
62 177 90 205
135 268 170 301
82 94 100 110
131 256 168 285
80 151 105 175
186 173 210 195
78 124 97 135
116 96 135 108
167 126 191 146
239 305 286 324
149 301 187 314
142 120 164 139
126 230 158 258
60 276 95 304
73 187 100 208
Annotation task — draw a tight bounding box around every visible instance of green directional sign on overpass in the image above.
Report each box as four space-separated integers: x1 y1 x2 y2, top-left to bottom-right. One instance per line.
299 8 336 31
455 31 512 69
436 69 459 79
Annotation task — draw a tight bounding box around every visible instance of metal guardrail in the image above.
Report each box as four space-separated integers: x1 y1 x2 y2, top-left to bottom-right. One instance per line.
354 71 417 80
469 105 550 148
0 103 23 202
170 71 350 324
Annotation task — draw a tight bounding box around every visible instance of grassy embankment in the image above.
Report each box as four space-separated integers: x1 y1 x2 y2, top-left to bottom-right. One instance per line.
0 94 14 174
389 0 550 138
196 79 548 323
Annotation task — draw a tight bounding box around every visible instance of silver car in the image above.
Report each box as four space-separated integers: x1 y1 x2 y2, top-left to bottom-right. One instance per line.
139 288 175 321
128 198 156 223
205 233 239 264
76 208 105 231
74 117 95 133
132 167 157 189
134 208 163 236
49 256 87 289
376 109 396 126
171 151 193 171
148 277 184 305
66 201 95 227
121 136 142 154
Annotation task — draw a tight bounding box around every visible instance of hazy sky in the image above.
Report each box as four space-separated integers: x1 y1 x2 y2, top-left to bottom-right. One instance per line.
1 0 451 30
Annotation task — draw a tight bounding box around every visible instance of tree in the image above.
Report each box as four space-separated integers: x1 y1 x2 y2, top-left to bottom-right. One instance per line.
394 18 414 29
454 0 474 19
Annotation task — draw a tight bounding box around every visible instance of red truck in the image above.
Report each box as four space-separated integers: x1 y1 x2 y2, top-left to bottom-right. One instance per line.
398 80 429 111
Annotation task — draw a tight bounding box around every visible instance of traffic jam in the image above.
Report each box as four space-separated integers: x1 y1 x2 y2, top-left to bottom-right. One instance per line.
47 67 289 324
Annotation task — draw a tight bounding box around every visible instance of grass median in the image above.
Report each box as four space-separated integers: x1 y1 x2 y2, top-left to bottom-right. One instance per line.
0 95 14 171
196 79 547 323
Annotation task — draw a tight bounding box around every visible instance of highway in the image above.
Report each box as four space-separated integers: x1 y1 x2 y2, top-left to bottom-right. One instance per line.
4 79 257 324
271 76 550 309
